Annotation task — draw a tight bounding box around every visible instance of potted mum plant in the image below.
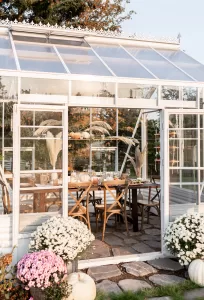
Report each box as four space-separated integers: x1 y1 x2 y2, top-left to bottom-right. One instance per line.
17 250 71 300
29 216 95 271
164 213 204 286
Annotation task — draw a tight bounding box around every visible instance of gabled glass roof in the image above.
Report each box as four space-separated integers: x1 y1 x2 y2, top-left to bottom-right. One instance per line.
1 31 204 82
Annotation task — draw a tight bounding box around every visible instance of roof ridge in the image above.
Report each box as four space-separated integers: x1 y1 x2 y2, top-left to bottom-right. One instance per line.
0 18 179 45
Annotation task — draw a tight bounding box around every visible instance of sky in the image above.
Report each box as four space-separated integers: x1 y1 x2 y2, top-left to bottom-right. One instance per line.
122 0 204 64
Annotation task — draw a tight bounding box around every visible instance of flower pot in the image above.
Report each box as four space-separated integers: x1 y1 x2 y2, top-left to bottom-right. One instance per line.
30 287 46 300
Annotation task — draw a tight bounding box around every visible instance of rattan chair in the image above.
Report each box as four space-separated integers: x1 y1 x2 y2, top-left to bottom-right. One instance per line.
68 182 92 230
95 179 129 241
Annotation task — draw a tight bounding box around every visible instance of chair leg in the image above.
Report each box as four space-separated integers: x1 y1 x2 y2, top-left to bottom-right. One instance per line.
95 210 99 233
102 214 107 242
115 214 117 229
141 206 144 231
147 207 150 224
123 211 129 236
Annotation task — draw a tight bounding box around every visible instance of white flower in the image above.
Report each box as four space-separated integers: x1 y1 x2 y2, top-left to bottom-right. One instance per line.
29 216 95 261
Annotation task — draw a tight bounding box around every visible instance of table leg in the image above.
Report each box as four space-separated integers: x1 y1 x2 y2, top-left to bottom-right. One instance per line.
132 188 138 232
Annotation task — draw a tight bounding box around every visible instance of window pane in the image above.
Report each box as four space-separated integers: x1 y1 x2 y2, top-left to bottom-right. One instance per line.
56 46 112 76
118 83 157 99
169 185 198 222
91 44 154 78
72 81 115 97
170 170 198 183
158 49 204 82
21 78 68 95
125 47 192 81
162 86 179 100
0 76 17 100
183 87 197 101
15 42 66 73
0 35 16 70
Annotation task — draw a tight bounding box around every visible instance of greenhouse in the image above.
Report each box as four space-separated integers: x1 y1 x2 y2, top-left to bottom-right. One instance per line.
0 20 204 267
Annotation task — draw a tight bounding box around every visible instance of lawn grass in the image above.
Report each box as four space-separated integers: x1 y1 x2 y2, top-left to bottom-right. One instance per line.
95 280 201 300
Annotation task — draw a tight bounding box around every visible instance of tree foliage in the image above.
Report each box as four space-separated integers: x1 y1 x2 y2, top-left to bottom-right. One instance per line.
0 0 135 31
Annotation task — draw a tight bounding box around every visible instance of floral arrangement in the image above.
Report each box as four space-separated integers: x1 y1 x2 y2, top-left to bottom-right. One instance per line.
17 250 67 290
29 216 95 262
164 213 204 266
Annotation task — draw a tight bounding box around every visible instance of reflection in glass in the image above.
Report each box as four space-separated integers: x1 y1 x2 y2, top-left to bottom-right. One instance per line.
72 81 115 97
118 83 157 99
169 170 198 183
183 87 197 101
57 46 111 76
21 78 68 95
15 42 66 73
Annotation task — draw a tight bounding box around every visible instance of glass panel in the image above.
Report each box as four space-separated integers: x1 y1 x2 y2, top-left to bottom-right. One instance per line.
200 130 204 167
118 83 157 99
169 114 197 128
0 76 17 100
158 49 204 82
4 102 14 147
118 108 141 176
162 86 179 100
92 108 116 136
0 35 16 70
170 170 198 183
91 44 154 78
183 87 197 101
21 78 68 95
169 185 198 222
56 46 111 76
125 47 192 81
19 108 63 232
15 42 66 73
92 141 116 172
72 81 115 97
169 137 197 167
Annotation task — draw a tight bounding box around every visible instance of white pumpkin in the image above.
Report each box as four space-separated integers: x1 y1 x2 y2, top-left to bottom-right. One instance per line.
188 259 204 286
67 272 96 300
81 132 90 139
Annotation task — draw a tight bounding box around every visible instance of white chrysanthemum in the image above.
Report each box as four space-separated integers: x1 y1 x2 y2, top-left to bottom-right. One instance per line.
29 216 95 262
164 213 204 266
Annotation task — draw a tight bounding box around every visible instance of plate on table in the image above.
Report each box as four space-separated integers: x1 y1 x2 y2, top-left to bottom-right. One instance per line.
130 179 147 185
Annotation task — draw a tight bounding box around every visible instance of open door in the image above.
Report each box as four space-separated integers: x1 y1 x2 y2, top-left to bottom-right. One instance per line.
12 104 68 255
161 109 204 249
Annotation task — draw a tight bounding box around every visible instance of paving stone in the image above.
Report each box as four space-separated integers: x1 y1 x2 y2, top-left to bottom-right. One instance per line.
123 231 142 237
154 224 161 229
145 228 161 235
149 218 161 225
96 280 121 294
81 239 110 259
122 261 157 277
87 265 122 281
184 288 204 300
104 235 124 246
147 258 183 271
141 224 153 229
132 242 155 253
112 247 136 256
148 297 172 300
118 279 151 292
123 238 137 244
149 274 185 286
143 240 161 249
138 234 161 242
114 231 128 239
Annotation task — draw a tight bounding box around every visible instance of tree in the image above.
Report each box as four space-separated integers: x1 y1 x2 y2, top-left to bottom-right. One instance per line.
0 0 135 31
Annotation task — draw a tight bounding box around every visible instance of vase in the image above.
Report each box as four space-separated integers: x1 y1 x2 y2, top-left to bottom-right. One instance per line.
30 287 46 300
67 258 78 274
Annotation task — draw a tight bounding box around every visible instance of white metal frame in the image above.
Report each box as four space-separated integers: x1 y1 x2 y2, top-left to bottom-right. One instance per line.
12 104 68 259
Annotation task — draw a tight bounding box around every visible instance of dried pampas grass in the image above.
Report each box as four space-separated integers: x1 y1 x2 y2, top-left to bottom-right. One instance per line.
46 131 62 168
34 119 62 136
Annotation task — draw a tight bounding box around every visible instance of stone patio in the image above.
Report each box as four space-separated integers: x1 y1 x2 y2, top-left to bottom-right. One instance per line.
84 258 204 300
80 214 161 260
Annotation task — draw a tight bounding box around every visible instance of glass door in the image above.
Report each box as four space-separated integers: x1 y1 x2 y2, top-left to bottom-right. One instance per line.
162 109 204 235
13 104 68 243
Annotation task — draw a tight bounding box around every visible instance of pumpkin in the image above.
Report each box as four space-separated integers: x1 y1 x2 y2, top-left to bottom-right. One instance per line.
188 259 204 286
73 132 81 139
69 132 75 138
67 272 96 300
81 132 90 139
